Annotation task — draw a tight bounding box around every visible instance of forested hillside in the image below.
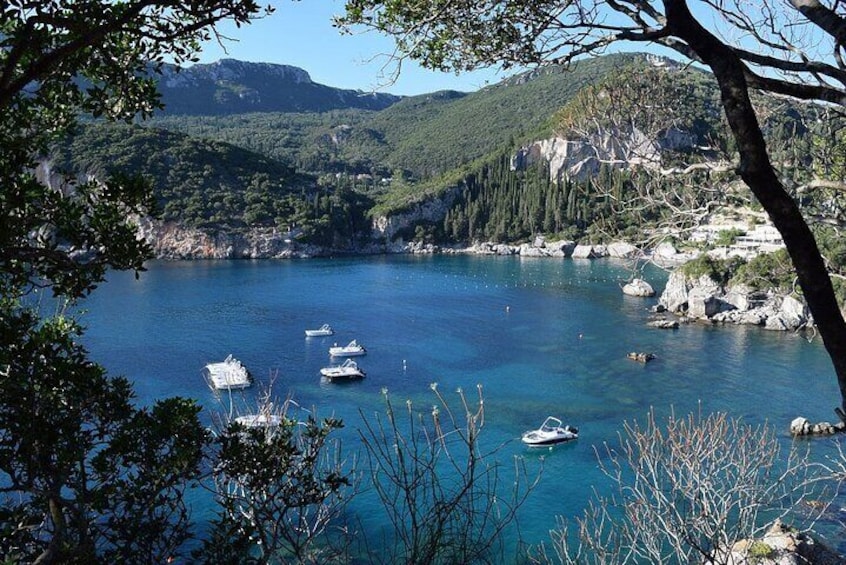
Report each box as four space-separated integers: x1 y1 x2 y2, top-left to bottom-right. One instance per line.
148 54 641 179
53 53 843 257
49 124 375 246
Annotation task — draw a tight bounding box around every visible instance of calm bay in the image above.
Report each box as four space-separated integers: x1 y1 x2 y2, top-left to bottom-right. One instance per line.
78 255 846 554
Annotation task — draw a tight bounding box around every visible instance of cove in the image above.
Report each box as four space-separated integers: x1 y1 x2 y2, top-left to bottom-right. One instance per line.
78 254 846 555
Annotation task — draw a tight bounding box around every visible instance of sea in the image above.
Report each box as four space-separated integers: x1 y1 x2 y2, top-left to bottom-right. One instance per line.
77 254 846 556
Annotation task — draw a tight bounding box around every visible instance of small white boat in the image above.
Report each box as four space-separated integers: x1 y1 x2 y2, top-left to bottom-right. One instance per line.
521 416 578 447
234 413 283 428
305 324 334 337
328 340 367 357
320 359 366 381
205 354 252 390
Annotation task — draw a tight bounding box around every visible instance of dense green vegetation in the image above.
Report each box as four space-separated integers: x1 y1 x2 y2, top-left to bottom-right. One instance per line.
54 53 843 260
51 123 375 245
147 109 378 174
52 123 300 228
148 54 642 181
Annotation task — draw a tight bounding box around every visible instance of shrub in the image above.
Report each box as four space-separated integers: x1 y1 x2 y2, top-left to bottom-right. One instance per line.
540 408 822 565
680 254 745 285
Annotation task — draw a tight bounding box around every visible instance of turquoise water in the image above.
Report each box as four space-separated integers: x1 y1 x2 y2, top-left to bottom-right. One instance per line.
78 255 846 554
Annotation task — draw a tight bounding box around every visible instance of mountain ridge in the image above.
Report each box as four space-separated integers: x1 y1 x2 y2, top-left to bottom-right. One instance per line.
155 58 404 115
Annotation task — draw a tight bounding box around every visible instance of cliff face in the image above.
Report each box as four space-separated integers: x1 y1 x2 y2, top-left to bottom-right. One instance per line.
370 185 462 241
136 218 323 259
658 270 812 331
511 126 698 182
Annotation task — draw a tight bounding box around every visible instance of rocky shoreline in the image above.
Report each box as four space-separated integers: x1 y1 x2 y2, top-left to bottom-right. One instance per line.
137 219 645 261
137 219 808 332
653 270 812 332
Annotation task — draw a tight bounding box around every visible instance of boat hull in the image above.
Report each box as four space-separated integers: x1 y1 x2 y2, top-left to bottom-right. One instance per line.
305 324 334 337
205 355 251 390
521 435 577 447
521 417 578 447
321 371 365 381
328 349 366 357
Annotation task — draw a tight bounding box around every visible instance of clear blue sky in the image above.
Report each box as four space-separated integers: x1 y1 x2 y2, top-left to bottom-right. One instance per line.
195 0 512 96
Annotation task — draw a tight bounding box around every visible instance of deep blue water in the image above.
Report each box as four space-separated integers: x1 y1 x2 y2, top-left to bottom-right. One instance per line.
78 255 846 555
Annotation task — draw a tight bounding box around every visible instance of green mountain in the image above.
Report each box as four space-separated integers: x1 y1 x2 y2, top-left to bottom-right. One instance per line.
53 53 828 253
51 122 306 229
49 122 377 246
148 54 641 180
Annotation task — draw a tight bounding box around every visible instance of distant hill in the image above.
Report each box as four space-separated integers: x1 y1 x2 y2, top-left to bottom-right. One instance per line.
155 59 403 115
149 54 643 178
50 122 309 229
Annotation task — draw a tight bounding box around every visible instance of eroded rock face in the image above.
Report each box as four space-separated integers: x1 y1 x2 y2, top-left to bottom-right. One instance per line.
660 270 691 313
511 128 667 182
723 520 845 564
572 244 609 258
622 278 655 297
658 271 812 331
370 186 461 241
607 241 640 258
136 219 323 259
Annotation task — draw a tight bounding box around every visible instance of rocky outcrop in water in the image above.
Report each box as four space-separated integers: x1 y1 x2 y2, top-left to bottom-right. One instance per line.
722 520 844 565
657 270 812 331
466 237 577 257
790 417 844 436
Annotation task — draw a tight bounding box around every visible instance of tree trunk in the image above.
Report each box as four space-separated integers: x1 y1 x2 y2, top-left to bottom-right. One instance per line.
666 0 846 413
33 496 64 565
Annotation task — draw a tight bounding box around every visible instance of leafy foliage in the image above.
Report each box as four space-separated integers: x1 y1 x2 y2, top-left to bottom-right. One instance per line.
199 409 352 564
0 307 206 564
1 1 269 563
681 255 745 285
732 249 796 292
0 0 268 300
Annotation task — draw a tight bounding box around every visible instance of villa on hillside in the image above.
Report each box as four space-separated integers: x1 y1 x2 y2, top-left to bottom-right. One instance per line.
689 223 784 258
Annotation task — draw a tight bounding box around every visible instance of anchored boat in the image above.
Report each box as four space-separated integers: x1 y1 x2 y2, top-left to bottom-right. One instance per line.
521 416 578 447
328 339 367 357
320 358 366 381
205 354 251 390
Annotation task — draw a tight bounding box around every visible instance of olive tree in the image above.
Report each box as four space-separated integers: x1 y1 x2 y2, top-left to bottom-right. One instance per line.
337 0 846 416
1 0 270 298
0 307 208 564
0 1 269 562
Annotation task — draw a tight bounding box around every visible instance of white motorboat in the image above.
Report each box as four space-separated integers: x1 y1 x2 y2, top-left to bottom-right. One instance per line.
328 340 367 357
521 416 578 447
305 324 334 337
205 354 252 390
234 413 283 428
320 359 366 381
